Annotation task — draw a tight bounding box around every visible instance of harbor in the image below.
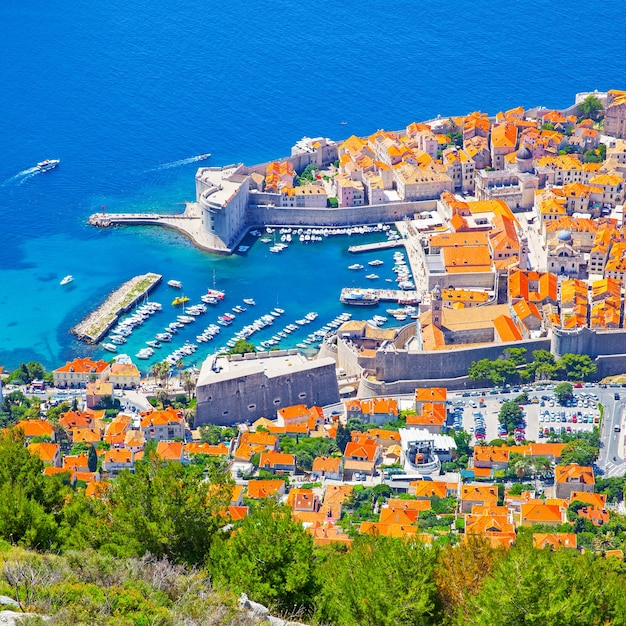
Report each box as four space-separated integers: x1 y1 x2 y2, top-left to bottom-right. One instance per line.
71 273 162 344
347 239 406 254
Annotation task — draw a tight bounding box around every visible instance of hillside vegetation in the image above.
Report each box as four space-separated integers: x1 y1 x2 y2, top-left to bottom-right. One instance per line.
1 428 626 625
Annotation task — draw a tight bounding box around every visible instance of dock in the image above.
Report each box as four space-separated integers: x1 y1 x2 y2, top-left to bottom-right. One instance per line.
348 240 405 253
340 287 420 305
71 273 162 344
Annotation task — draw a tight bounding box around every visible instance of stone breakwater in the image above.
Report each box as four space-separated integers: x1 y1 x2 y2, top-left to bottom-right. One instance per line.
71 273 162 344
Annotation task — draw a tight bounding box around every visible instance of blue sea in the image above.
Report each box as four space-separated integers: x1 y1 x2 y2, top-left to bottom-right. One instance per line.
1 0 625 371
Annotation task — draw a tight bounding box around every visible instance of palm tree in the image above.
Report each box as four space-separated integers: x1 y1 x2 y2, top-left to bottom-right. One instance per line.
592 531 615 554
176 359 184 388
181 370 196 400
150 362 161 386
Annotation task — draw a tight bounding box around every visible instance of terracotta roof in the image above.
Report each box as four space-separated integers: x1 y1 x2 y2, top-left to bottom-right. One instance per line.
156 441 184 461
28 442 59 463
533 533 577 549
259 450 295 469
54 358 109 374
312 456 341 473
461 485 498 502
521 502 565 524
246 479 285 499
16 419 54 439
554 464 595 486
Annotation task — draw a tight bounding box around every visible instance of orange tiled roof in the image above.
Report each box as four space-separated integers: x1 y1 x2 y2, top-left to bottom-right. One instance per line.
521 502 565 524
156 441 184 461
104 448 133 465
533 533 577 549
555 464 595 486
246 479 284 499
461 485 498 502
184 442 229 456
16 419 54 439
259 450 295 469
54 358 109 374
473 446 510 465
28 442 59 463
312 456 341 473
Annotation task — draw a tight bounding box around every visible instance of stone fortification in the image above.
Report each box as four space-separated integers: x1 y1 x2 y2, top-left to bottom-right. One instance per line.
195 350 339 426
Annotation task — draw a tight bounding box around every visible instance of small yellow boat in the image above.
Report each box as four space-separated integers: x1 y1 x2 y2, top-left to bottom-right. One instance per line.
172 296 189 306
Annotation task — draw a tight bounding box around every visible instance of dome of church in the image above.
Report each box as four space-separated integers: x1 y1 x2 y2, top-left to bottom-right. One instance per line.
517 145 532 160
557 229 572 242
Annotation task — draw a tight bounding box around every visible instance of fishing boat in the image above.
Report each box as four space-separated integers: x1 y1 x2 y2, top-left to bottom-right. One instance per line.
172 296 189 306
37 159 60 172
60 275 73 286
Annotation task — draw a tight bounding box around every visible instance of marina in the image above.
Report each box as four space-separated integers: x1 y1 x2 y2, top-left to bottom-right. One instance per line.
70 273 162 344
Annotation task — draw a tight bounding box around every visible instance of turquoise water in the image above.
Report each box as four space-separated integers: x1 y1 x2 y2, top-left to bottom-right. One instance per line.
1 0 625 369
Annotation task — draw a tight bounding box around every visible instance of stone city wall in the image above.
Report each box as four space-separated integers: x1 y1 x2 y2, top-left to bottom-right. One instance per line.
373 338 551 382
246 199 437 229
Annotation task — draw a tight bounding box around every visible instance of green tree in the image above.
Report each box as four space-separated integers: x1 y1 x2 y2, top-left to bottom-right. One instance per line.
560 439 599 466
314 535 440 626
327 197 339 208
504 347 527 366
557 354 597 381
336 423 351 454
93 455 232 565
87 445 97 473
498 401 523 434
210 500 317 614
227 339 256 355
554 382 574 404
580 94 603 120
463 544 625 625
595 476 626 503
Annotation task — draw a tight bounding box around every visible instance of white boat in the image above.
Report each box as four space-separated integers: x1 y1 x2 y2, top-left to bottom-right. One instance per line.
368 259 384 267
60 275 73 286
168 280 183 288
366 274 379 280
102 343 117 353
37 159 60 172
238 245 250 253
243 298 256 306
348 264 364 270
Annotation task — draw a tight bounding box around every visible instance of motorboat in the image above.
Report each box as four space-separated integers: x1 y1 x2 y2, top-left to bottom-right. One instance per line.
348 263 364 270
172 296 189 306
60 275 73 286
243 298 256 306
102 343 117 353
37 159 60 172
368 259 384 266
168 280 183 288
366 274 379 280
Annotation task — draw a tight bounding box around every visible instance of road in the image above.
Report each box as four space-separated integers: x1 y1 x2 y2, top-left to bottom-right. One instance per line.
597 394 626 477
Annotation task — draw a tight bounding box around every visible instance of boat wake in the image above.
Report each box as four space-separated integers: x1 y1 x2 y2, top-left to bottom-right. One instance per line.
1 166 40 186
148 153 211 172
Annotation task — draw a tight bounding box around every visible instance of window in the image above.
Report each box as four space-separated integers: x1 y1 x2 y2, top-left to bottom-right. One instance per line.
248 404 256 410
274 399 281 405
222 410 229 416
299 392 307 399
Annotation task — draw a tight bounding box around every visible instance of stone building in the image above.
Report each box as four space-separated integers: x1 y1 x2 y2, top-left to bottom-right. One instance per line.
605 90 626 139
195 351 339 426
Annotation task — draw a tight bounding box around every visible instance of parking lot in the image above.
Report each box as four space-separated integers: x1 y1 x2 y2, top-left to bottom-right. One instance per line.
448 387 601 445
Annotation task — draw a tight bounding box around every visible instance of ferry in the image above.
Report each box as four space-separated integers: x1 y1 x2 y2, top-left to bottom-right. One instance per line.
172 296 189 306
37 159 60 172
60 275 73 286
340 289 379 306
168 279 183 288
